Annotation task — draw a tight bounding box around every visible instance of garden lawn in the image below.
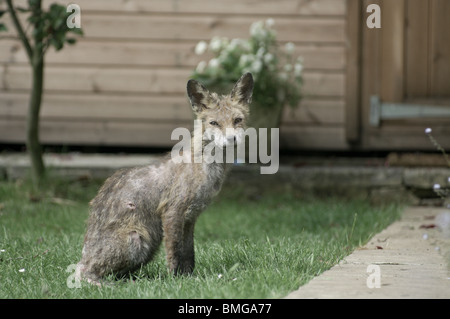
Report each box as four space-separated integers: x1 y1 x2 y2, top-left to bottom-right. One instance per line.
0 177 401 298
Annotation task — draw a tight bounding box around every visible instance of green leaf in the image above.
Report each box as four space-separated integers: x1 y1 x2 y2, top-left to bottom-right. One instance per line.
69 28 83 36
49 38 64 51
15 7 31 13
27 14 41 24
65 38 77 45
28 0 40 8
0 23 7 32
52 17 64 30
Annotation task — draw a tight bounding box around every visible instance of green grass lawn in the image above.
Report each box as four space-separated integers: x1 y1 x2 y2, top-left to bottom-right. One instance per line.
0 176 401 299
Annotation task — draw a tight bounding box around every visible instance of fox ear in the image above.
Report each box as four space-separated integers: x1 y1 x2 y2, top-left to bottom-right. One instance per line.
230 72 254 105
187 79 210 113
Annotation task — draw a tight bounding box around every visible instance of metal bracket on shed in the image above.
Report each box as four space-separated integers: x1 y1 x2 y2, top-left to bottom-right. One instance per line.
370 95 450 127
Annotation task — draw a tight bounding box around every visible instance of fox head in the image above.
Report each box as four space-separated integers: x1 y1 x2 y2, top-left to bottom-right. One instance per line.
187 73 254 148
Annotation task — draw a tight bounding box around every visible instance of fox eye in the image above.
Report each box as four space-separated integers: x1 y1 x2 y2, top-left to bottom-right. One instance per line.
234 118 242 125
209 120 219 126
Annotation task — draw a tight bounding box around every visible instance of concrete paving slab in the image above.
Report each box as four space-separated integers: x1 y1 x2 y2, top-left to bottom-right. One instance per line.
285 207 450 299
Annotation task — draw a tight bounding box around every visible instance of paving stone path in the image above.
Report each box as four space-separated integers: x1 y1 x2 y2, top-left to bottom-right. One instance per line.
285 207 450 299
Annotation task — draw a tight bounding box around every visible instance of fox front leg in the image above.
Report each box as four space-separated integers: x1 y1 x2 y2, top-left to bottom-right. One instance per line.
162 211 195 275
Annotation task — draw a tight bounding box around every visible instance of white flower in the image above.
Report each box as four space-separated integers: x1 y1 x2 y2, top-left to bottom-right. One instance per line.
265 18 275 28
425 128 432 134
240 41 252 51
251 60 263 73
209 36 224 52
196 61 207 73
294 63 303 76
0 249 5 252
250 21 264 37
228 38 243 51
195 41 208 55
19 268 25 272
264 53 274 64
208 58 220 68
433 184 441 190
256 47 265 58
285 42 295 54
278 72 288 82
250 21 270 41
239 54 253 67
218 274 223 279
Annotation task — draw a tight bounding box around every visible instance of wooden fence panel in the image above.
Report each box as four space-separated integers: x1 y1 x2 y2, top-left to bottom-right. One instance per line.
0 0 349 150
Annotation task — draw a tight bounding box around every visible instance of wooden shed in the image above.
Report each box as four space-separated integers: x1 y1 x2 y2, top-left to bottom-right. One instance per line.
0 0 449 151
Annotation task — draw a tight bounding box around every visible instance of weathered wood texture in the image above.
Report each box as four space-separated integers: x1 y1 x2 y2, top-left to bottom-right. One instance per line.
0 0 349 150
360 0 450 151
405 0 450 98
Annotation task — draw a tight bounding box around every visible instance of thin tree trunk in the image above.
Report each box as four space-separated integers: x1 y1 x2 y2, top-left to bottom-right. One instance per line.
27 53 45 184
27 0 45 185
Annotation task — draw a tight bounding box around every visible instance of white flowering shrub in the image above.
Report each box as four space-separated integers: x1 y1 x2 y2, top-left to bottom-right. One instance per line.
192 19 303 110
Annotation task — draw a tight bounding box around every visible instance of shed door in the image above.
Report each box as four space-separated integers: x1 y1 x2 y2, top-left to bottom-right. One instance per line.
360 0 450 151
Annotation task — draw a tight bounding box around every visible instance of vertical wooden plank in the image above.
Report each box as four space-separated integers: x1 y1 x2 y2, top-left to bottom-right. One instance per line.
405 0 429 98
360 0 382 136
380 0 405 102
429 0 450 96
345 0 362 144
359 0 450 151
